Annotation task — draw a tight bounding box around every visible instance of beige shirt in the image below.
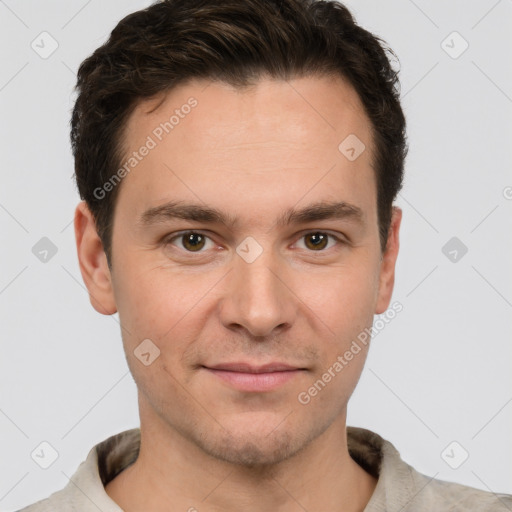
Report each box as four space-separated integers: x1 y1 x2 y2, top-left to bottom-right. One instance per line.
18 426 512 511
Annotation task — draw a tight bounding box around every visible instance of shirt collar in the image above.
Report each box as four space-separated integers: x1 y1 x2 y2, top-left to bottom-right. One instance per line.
71 426 414 511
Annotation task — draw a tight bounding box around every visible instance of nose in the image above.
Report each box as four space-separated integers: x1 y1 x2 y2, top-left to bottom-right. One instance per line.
218 242 298 339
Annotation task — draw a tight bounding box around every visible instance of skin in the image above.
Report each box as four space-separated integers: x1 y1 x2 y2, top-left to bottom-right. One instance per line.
75 74 402 512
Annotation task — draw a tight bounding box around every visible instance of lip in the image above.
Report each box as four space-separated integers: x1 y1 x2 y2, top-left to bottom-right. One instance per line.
202 362 307 392
205 362 304 373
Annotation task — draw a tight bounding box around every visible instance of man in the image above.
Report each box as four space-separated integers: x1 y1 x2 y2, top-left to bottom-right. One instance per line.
19 0 511 510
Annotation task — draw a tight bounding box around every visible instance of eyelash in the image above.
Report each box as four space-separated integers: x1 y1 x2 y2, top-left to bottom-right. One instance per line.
161 230 347 255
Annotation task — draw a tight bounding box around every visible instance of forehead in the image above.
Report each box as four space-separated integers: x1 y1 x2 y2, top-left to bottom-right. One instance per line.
125 74 371 149
115 75 376 231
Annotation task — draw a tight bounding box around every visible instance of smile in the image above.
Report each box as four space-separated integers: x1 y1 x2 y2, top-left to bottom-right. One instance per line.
201 365 306 392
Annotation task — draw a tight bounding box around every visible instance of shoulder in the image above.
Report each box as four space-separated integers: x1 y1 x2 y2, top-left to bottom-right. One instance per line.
16 491 71 512
347 426 512 512
15 429 138 512
381 437 512 511
405 468 512 511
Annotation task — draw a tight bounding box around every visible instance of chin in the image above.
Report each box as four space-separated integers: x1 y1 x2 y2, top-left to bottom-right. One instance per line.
200 428 298 469
188 411 324 471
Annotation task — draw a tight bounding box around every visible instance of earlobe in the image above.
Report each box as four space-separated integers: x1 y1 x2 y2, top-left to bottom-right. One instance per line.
74 201 117 315
375 206 402 315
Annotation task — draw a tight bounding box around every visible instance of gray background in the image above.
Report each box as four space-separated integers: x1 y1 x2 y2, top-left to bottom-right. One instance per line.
1 0 511 510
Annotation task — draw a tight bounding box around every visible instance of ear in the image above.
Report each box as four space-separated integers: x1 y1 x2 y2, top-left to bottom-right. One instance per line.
74 200 117 315
375 206 402 314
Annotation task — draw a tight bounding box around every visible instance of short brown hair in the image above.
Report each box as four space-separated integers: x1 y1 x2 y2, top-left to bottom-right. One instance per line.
71 0 407 268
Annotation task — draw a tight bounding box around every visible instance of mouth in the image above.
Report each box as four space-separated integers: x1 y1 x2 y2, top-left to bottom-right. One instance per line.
201 362 307 392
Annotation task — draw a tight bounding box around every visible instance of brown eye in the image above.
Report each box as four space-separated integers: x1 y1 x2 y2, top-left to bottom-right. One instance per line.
295 231 344 253
304 232 329 250
164 231 213 253
181 232 206 252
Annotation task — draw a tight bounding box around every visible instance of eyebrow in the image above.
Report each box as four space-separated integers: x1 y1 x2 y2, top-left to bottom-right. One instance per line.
138 199 365 230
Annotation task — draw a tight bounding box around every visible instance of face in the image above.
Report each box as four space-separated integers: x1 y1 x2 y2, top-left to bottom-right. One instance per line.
75 74 401 467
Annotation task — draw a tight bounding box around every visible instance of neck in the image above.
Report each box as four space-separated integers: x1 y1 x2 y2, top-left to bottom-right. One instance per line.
106 401 377 512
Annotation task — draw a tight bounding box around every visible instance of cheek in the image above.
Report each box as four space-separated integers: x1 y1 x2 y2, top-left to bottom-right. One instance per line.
112 259 197 334
296 318 371 418
296 252 380 337
112 262 221 384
